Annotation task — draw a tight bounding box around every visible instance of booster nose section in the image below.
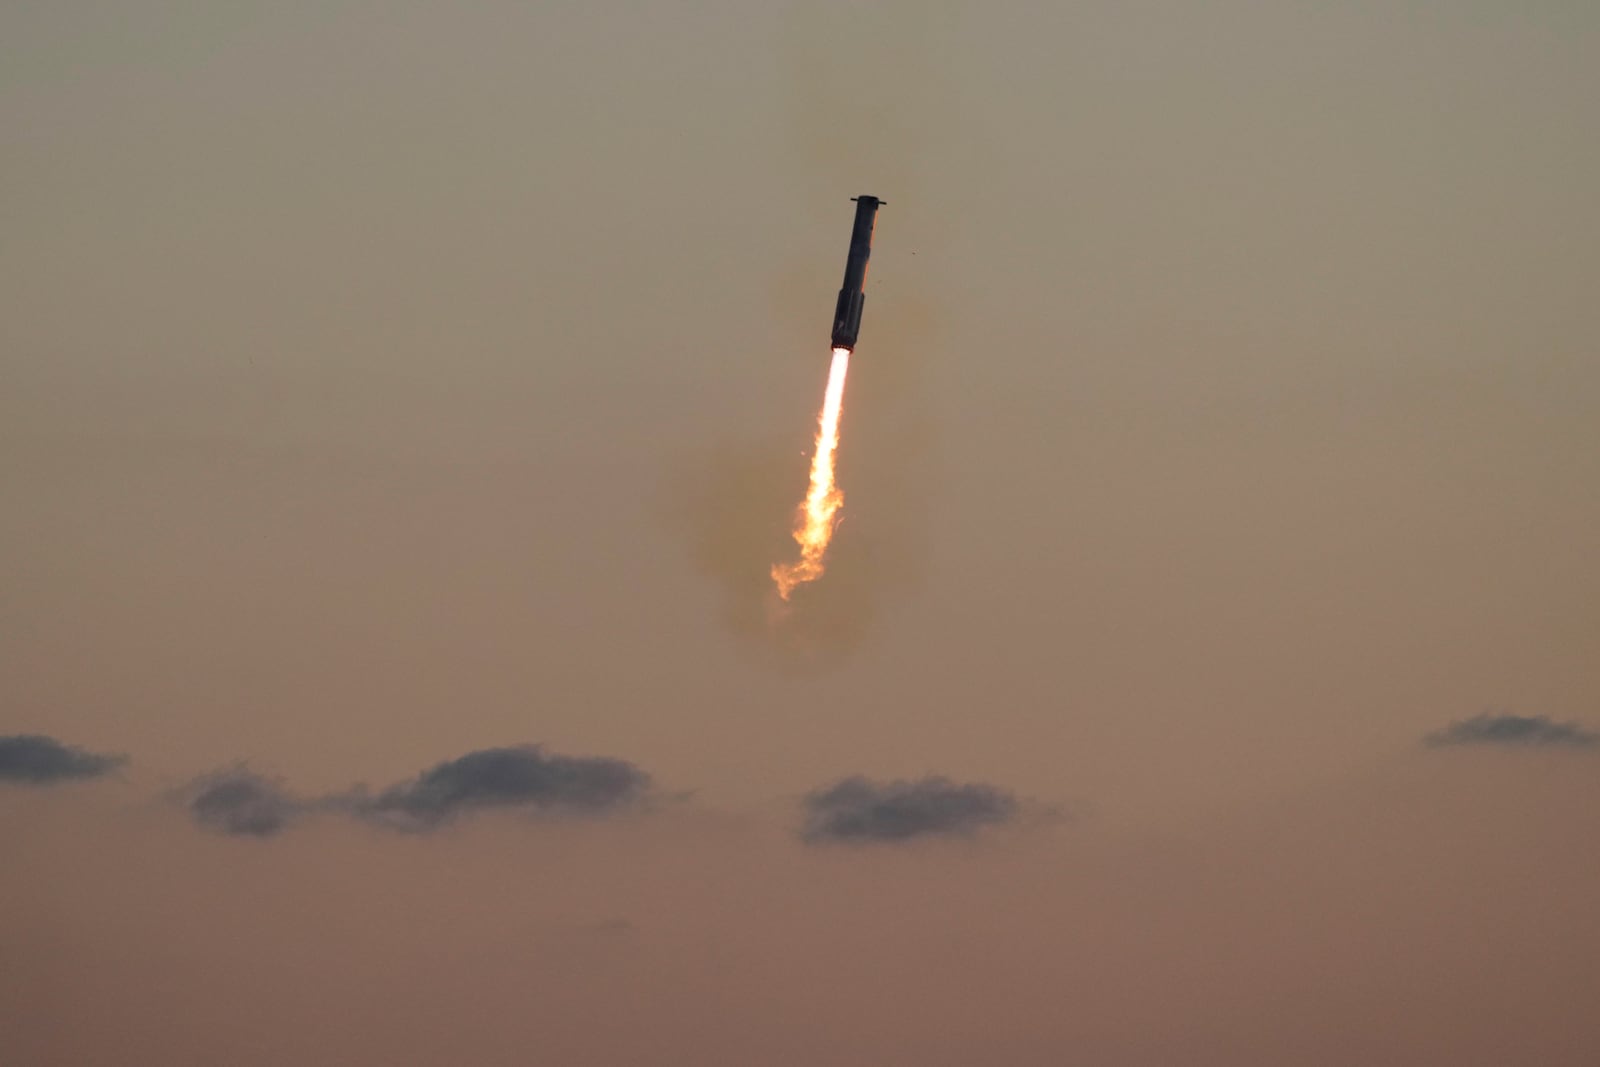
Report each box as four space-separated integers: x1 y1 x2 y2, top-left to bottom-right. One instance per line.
830 195 883 352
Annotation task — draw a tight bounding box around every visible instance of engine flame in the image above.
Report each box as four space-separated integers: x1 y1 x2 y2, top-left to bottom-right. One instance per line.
771 347 853 600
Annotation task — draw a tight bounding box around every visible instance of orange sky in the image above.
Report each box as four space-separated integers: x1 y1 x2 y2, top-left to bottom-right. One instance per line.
4 2 1598 1062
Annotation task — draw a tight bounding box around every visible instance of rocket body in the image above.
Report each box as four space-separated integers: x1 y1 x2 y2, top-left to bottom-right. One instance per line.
829 195 884 352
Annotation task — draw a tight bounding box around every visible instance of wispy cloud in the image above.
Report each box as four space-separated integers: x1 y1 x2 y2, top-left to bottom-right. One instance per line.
0 734 125 784
185 767 301 837
1424 713 1599 750
800 775 1020 844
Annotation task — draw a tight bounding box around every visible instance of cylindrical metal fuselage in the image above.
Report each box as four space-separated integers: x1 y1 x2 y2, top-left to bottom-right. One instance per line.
830 195 883 351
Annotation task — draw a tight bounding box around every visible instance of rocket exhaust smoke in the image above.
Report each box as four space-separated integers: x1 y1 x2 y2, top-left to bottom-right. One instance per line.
771 346 853 600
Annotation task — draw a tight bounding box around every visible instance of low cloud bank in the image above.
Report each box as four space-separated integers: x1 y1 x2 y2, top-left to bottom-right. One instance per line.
348 745 652 831
801 775 1020 843
0 735 125 784
187 768 301 837
1424 714 1598 750
184 744 653 838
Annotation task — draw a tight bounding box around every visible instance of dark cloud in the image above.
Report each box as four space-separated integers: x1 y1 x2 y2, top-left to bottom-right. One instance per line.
0 734 125 784
186 768 300 838
800 775 1020 844
175 745 652 839
351 744 652 831
1425 713 1599 750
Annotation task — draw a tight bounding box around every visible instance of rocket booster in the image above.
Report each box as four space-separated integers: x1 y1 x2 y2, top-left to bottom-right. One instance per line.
830 195 884 352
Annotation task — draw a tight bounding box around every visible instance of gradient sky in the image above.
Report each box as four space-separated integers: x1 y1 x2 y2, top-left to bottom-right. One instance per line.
4 2 1599 1063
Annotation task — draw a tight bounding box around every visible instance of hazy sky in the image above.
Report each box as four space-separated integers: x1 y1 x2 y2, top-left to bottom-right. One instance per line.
4 2 1599 1063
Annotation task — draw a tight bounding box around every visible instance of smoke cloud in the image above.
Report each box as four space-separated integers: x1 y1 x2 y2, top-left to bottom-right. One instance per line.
665 1 946 673
1425 713 1599 750
667 435 900 672
800 774 1020 844
0 734 125 784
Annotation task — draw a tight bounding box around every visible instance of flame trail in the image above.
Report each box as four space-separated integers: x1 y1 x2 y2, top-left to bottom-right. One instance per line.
771 347 853 600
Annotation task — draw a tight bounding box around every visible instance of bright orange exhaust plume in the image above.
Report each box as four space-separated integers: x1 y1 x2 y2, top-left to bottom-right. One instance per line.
771 347 853 600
